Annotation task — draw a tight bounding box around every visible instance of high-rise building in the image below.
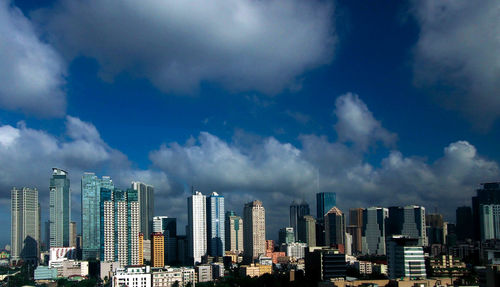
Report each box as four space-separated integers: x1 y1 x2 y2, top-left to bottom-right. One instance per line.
139 233 144 264
11 187 40 264
362 207 388 255
316 192 336 219
290 200 310 241
151 232 165 268
132 182 154 239
152 216 177 264
348 208 363 254
81 173 114 260
100 188 140 266
70 222 76 247
456 206 473 241
472 182 500 241
324 207 345 246
225 211 243 254
243 200 266 261
386 206 427 246
50 168 71 248
187 191 207 265
426 214 447 246
44 221 50 252
278 227 295 245
206 192 225 257
298 215 316 247
387 236 426 279
479 204 500 241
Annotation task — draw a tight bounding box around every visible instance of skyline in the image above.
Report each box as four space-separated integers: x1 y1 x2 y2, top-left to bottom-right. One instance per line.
2 0 500 248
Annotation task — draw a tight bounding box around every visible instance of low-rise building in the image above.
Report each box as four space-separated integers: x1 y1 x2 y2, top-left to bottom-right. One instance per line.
387 236 426 279
240 263 271 277
196 264 212 283
112 266 151 287
354 261 372 275
284 242 308 259
152 266 196 287
428 255 467 277
211 262 224 279
34 265 58 281
305 247 346 281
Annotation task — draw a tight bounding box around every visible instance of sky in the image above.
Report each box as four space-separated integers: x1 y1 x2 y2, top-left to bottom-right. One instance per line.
1 0 500 246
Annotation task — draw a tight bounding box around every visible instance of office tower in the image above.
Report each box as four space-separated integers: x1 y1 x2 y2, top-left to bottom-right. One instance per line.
348 208 363 254
426 213 447 246
44 221 50 252
279 227 295 245
298 215 316 247
69 222 76 247
206 192 225 257
139 233 144 264
11 187 40 264
81 173 114 260
305 248 347 281
243 200 266 261
386 206 427 246
362 207 388 255
325 207 345 246
100 188 140 266
479 204 500 241
316 192 336 219
456 206 473 241
132 181 155 238
225 211 243 253
472 182 500 240
151 232 165 268
290 200 310 241
387 236 426 279
50 168 71 248
187 191 207 265
153 216 177 264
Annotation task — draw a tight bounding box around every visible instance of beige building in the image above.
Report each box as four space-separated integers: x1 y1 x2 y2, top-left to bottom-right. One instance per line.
226 212 244 254
243 200 266 260
70 222 76 248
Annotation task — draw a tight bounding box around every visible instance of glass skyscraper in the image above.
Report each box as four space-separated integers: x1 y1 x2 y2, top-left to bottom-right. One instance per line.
316 192 336 219
132 182 154 238
81 173 114 260
153 216 177 264
206 192 225 257
290 200 310 241
50 168 70 248
362 207 388 255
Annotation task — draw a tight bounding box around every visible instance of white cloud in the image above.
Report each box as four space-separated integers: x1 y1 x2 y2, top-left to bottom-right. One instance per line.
36 0 336 94
412 0 500 126
334 93 397 150
0 1 66 116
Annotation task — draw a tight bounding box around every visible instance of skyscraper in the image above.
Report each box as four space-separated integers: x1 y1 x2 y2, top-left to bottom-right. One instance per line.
132 181 154 238
153 216 177 264
70 222 76 247
225 211 243 254
479 204 500 241
81 173 113 260
362 207 388 255
386 206 427 246
290 200 310 241
187 191 207 265
50 168 70 248
426 213 447 246
298 215 316 247
348 208 363 254
472 182 500 240
243 200 266 261
11 187 39 264
206 192 225 257
456 206 473 241
324 207 345 246
278 227 295 245
100 188 140 266
387 236 426 279
316 192 336 219
151 232 165 268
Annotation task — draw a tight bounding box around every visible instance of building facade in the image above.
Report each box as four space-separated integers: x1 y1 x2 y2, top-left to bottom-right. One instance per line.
132 181 154 239
298 215 316 247
50 168 71 248
387 205 427 246
278 227 295 245
153 216 177 264
225 211 243 254
81 173 113 260
243 200 266 261
479 204 500 241
290 200 310 241
362 207 388 255
152 232 165 268
11 187 40 264
348 208 364 254
324 207 345 246
206 192 225 257
316 192 336 219
100 188 140 266
387 236 426 279
187 191 207 265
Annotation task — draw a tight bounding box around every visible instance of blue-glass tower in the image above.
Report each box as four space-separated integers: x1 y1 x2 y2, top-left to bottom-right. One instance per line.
206 192 225 257
316 192 336 218
49 168 70 248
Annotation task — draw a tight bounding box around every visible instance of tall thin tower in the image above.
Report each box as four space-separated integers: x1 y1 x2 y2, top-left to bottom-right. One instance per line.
188 191 207 265
11 187 39 264
50 168 70 247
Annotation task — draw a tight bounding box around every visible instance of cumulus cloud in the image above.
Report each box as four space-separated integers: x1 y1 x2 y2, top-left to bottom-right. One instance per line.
36 0 335 94
0 1 66 116
334 93 397 150
412 0 500 126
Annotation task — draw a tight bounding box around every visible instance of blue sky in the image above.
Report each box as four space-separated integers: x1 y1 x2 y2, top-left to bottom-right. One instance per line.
1 0 500 246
